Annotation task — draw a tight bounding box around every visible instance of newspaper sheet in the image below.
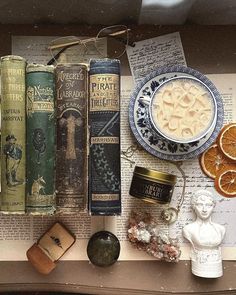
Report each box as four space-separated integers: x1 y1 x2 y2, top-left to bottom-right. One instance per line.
0 36 234 261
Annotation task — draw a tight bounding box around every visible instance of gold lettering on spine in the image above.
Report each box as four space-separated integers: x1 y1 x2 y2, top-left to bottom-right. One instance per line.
1 68 24 75
57 69 85 82
90 74 119 112
92 194 120 201
91 137 119 144
57 69 86 100
1 68 25 103
27 85 54 115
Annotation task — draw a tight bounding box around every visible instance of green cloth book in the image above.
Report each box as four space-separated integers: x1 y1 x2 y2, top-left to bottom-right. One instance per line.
26 64 56 215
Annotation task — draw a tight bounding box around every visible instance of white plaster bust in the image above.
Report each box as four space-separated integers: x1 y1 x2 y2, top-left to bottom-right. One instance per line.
182 189 226 278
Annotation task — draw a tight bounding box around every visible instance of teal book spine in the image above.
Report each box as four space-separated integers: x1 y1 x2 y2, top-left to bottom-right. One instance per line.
26 64 56 214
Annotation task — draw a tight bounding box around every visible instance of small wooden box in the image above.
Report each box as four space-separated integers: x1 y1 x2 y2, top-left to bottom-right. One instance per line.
27 222 75 274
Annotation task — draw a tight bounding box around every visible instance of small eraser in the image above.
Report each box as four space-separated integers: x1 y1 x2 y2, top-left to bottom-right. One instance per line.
27 222 76 274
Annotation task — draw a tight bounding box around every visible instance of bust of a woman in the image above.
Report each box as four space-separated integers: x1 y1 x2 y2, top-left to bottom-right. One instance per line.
183 189 226 278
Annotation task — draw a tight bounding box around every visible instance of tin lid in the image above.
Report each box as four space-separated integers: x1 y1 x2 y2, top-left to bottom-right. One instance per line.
134 166 177 184
26 63 54 73
1 55 26 62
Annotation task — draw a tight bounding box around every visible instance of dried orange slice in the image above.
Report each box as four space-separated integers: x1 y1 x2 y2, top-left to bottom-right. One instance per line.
215 167 236 197
199 144 234 179
217 123 236 161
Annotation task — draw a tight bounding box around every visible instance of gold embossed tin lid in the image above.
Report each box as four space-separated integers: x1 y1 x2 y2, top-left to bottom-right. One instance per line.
134 166 177 184
1 55 26 62
26 63 54 73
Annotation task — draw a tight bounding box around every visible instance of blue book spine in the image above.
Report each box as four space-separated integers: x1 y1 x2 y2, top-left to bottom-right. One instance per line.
89 59 121 215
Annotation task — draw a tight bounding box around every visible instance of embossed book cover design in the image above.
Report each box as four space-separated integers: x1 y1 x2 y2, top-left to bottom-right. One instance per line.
89 59 121 215
1 56 26 213
55 64 88 211
26 64 56 214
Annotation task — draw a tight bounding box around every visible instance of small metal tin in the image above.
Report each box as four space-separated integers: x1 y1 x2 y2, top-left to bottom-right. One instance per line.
129 166 177 204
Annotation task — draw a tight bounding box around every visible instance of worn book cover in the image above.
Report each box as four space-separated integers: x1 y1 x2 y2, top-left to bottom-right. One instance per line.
89 59 121 215
26 64 56 214
1 55 26 213
55 64 88 212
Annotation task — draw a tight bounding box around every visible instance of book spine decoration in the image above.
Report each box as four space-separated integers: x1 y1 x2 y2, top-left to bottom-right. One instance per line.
26 64 56 214
1 55 26 213
89 59 121 215
55 64 88 212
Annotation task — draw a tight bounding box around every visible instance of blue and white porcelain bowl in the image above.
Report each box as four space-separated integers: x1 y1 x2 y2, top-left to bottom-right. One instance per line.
129 65 224 161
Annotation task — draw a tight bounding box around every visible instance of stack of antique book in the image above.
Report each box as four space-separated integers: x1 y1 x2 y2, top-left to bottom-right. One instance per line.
0 56 121 216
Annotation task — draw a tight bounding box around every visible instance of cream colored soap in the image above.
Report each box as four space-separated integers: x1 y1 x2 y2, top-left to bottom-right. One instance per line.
151 78 214 142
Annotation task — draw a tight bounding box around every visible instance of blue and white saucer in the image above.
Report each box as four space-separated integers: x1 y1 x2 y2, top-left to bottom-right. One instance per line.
129 65 224 161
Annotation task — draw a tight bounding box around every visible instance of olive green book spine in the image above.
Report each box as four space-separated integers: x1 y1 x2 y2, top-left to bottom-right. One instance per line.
26 64 56 215
55 64 88 212
1 55 26 213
